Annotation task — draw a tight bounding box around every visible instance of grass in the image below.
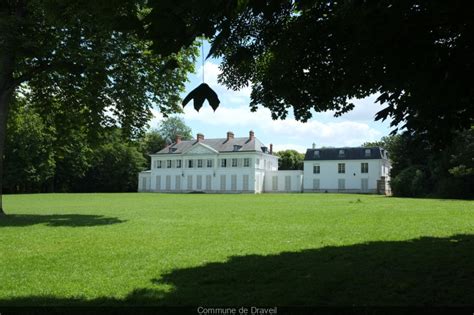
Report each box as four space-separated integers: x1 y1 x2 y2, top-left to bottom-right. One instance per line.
0 193 473 306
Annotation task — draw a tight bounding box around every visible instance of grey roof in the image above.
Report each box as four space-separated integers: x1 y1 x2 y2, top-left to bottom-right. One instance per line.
154 137 270 155
304 147 389 161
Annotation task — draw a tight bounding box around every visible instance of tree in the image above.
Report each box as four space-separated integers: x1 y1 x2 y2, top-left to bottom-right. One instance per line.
362 135 399 154
143 0 474 145
371 130 474 198
158 116 193 143
276 150 304 170
3 97 55 193
139 130 166 169
0 1 196 214
75 128 146 192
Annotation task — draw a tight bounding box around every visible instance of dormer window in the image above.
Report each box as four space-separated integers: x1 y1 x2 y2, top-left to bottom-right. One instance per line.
314 150 320 158
233 145 242 151
338 149 345 157
365 149 371 157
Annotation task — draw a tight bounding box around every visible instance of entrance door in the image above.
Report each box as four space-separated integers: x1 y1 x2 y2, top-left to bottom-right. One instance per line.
361 178 369 192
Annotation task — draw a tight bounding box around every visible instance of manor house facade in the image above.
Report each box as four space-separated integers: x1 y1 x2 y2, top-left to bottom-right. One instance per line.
138 131 390 194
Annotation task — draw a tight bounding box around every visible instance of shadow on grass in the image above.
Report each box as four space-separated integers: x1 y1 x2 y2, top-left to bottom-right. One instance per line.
0 235 473 306
0 214 125 227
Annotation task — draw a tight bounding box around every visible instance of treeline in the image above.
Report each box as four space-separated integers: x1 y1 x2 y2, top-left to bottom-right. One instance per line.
364 129 474 199
3 99 192 194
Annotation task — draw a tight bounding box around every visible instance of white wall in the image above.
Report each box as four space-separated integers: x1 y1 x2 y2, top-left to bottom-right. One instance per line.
148 151 275 193
138 171 151 192
264 170 303 193
303 159 386 193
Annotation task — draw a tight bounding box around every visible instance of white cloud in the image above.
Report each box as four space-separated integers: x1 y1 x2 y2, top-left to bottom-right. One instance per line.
272 144 308 153
150 59 389 148
182 104 382 148
148 108 164 129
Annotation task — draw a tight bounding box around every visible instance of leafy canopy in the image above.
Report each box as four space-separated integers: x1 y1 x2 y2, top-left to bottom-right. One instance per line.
158 116 193 143
2 0 196 138
143 0 474 144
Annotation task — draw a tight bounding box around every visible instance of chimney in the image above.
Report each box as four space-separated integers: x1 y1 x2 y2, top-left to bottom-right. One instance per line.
312 142 316 149
226 131 234 141
197 133 204 142
269 143 273 154
176 135 182 144
249 130 255 141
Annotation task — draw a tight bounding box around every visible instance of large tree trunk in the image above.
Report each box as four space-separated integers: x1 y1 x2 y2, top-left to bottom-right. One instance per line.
0 87 13 216
0 1 24 216
0 53 15 216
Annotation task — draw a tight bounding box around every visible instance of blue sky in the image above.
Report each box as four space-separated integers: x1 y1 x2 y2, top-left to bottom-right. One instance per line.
150 43 393 153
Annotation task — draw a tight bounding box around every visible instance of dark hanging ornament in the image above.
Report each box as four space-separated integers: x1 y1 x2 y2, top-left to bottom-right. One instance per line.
182 83 220 111
182 35 220 112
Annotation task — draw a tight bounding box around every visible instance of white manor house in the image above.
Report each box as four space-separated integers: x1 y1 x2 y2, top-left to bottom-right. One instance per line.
138 131 391 194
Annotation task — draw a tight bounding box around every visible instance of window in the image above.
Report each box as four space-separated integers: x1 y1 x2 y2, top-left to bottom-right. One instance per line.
232 158 238 167
197 175 202 190
313 179 320 190
338 149 345 158
233 145 241 151
156 176 161 190
338 163 345 174
313 164 320 174
314 150 320 158
365 149 371 157
272 176 278 191
165 175 171 190
361 163 369 173
176 160 182 168
231 175 237 191
220 175 226 190
175 175 181 190
285 176 291 191
207 159 213 168
243 175 249 190
167 160 172 168
197 159 203 168
221 159 227 168
156 160 162 169
187 175 193 190
206 175 212 190
338 178 345 190
188 159 193 168
256 158 260 168
361 178 368 192
244 158 250 167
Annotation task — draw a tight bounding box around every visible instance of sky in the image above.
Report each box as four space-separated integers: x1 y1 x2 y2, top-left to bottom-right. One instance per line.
150 43 393 153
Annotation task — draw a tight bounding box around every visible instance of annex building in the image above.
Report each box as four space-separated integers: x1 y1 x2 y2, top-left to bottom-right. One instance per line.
138 131 391 194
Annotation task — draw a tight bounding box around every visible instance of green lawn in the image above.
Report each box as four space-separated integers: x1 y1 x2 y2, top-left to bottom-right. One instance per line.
0 193 473 306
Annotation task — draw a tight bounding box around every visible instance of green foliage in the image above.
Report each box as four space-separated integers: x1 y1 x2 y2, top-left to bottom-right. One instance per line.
390 166 431 198
144 0 474 144
276 150 304 170
158 116 193 143
138 130 166 169
3 0 196 126
362 136 398 151
3 99 55 193
448 127 474 178
3 100 193 192
0 193 473 305
0 1 197 207
378 130 473 198
76 130 146 192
